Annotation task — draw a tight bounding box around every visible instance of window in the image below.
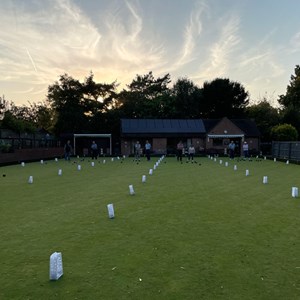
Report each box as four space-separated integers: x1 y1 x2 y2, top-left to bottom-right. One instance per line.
213 138 223 146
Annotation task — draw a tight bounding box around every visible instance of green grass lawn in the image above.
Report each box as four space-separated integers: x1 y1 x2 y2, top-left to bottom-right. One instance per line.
1 155 300 300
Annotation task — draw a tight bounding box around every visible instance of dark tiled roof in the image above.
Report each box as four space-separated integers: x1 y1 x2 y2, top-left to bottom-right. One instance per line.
203 118 260 137
121 119 206 134
231 119 261 136
121 118 260 137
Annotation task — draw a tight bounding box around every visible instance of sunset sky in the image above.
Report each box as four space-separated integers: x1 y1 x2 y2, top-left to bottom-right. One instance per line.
1 0 300 106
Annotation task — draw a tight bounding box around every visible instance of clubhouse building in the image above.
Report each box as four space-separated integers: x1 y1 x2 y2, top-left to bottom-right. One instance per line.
120 117 260 157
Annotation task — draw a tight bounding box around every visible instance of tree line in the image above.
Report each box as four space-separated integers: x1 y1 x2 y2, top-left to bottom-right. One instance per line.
1 65 300 142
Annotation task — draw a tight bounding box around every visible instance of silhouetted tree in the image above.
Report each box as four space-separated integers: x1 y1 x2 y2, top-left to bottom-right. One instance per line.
202 78 249 118
278 65 300 135
170 77 203 118
47 73 118 135
118 71 172 118
246 100 280 141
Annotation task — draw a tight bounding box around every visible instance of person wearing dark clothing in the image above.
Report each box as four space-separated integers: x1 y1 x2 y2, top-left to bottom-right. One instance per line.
145 140 151 161
177 141 184 161
228 141 236 159
64 140 72 161
91 141 98 160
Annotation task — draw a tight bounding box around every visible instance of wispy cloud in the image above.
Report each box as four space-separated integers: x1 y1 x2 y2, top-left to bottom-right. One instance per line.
173 1 207 69
289 31 300 53
0 0 298 105
204 14 241 77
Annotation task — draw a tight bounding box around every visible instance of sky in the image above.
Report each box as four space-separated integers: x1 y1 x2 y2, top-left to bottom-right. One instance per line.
1 0 300 107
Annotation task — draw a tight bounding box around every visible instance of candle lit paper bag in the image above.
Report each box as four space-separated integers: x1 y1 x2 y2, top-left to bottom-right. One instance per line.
107 204 115 219
129 185 135 195
28 176 33 184
292 187 298 198
49 252 63 280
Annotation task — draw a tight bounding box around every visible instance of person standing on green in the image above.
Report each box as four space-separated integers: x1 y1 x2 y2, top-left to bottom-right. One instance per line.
91 141 98 160
64 140 72 161
134 141 141 161
145 140 151 161
228 141 236 159
177 141 184 161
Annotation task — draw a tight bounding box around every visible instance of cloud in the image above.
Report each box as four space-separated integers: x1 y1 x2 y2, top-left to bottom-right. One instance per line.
289 31 300 53
174 1 207 68
0 0 296 105
206 14 241 75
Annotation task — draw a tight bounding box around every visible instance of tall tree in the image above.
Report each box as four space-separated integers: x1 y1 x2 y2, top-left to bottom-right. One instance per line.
47 74 85 134
201 78 249 118
170 77 203 118
28 101 56 132
278 65 300 108
0 95 9 121
47 73 118 135
246 100 280 141
118 71 172 118
278 65 300 135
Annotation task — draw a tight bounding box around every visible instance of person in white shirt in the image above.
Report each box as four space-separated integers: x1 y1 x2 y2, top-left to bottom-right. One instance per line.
188 145 195 162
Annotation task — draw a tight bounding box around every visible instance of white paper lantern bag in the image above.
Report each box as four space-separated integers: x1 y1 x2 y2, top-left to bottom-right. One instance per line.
21 162 25 167
246 169 249 176
91 162 95 167
58 169 62 176
225 162 228 167
129 185 135 195
28 176 33 184
77 165 81 171
40 160 44 164
263 176 268 184
234 165 237 171
286 160 289 165
49 252 63 280
107 204 115 219
103 160 106 164
219 160 223 164
292 187 298 198
274 158 276 162
142 175 146 183
149 169 153 175
55 158 58 162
